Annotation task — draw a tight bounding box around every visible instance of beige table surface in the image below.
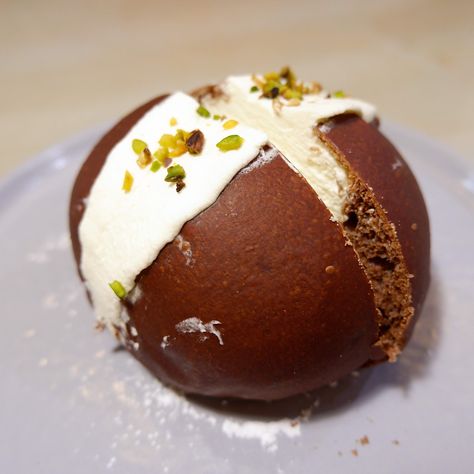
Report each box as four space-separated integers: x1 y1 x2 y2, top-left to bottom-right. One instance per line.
1 0 473 178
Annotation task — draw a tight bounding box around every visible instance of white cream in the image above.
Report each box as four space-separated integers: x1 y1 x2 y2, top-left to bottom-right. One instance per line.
79 92 267 330
203 75 376 222
80 77 377 332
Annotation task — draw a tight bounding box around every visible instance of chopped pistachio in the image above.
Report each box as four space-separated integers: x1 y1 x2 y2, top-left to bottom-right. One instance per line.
169 117 177 126
156 128 203 160
283 88 302 100
109 280 127 299
168 142 187 158
264 71 280 81
252 67 322 103
132 138 147 155
165 164 186 192
280 66 297 88
159 134 177 148
153 147 169 164
165 164 186 182
196 105 211 118
122 170 134 193
213 114 221 120
185 129 205 154
332 90 346 98
136 147 153 168
216 135 244 152
175 179 185 193
262 80 281 98
223 119 238 130
150 160 161 173
175 129 190 142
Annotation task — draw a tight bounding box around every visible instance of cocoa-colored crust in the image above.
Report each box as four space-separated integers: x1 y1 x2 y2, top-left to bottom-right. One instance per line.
319 116 430 336
126 151 379 400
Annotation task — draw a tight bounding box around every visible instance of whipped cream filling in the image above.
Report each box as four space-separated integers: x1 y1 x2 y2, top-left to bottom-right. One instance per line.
202 75 376 222
79 92 267 330
80 76 377 331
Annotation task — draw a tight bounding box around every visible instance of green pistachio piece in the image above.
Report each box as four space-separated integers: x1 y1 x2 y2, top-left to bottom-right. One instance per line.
109 280 127 299
165 164 186 182
159 134 177 148
216 135 244 152
132 139 147 155
150 161 161 173
196 105 211 118
153 147 169 164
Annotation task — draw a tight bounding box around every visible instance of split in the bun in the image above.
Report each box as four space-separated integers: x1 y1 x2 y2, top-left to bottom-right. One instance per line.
200 74 429 362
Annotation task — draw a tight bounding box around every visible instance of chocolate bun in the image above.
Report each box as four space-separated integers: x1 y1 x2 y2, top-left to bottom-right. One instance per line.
70 76 430 400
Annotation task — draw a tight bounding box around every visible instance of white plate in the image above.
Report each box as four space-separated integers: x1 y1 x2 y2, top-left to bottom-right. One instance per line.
1 122 473 474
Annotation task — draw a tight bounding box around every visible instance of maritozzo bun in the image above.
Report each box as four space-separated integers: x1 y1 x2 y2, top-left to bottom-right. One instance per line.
69 68 430 401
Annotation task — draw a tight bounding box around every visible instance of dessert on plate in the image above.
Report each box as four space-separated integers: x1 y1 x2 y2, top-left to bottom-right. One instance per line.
69 68 430 400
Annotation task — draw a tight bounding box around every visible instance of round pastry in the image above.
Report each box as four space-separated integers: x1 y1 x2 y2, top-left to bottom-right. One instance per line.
69 68 430 401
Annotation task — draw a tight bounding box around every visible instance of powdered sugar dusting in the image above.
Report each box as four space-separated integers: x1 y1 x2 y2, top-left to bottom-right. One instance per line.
175 317 224 345
161 335 170 349
392 158 403 170
106 456 116 470
28 273 316 468
239 147 279 174
318 119 336 134
26 232 70 264
175 234 194 266
42 293 59 309
127 285 143 305
222 418 301 453
92 368 306 459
